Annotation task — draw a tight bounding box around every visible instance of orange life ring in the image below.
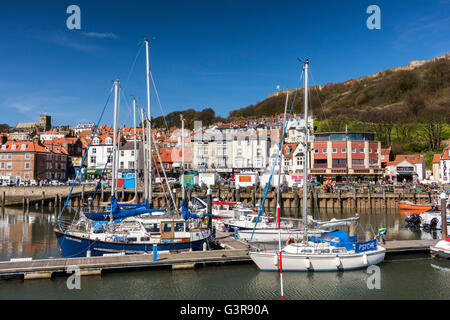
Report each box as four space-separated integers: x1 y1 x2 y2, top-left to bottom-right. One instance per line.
286 238 297 245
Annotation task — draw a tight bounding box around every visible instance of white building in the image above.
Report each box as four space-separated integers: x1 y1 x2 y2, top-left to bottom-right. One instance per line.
39 131 65 142
87 134 113 170
440 147 450 184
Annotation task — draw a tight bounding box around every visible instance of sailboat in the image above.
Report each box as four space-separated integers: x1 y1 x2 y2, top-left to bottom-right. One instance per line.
249 59 386 271
55 41 214 258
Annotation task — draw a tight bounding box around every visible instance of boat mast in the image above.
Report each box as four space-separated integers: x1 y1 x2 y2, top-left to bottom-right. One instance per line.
111 80 120 203
141 108 148 203
302 59 309 243
133 98 138 201
145 39 153 207
181 114 185 201
276 91 289 300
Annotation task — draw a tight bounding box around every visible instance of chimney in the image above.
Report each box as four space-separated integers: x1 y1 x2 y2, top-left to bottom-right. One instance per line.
0 135 7 145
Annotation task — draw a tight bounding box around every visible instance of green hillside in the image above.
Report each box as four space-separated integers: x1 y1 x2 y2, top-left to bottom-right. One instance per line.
153 56 450 167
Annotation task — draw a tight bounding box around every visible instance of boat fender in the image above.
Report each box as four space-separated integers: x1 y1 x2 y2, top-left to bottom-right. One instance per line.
286 238 297 246
273 254 278 266
335 256 341 268
362 253 368 266
305 257 311 269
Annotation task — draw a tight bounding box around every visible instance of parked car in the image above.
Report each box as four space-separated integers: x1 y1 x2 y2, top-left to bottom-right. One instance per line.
29 180 38 186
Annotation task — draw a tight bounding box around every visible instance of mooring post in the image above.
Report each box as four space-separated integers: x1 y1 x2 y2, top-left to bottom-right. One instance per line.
207 188 212 231
153 244 158 262
1 191 5 207
101 183 104 202
41 191 45 208
441 192 448 239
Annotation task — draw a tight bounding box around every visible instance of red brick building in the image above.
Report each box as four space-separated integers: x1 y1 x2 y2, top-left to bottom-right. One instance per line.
0 140 68 183
310 132 382 183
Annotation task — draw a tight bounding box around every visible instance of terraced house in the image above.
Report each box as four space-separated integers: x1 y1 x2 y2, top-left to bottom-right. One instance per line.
0 140 68 183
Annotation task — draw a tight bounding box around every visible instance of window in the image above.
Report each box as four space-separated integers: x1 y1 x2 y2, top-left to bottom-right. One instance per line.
25 153 31 159
6 162 12 169
21 144 27 150
92 148 96 154
11 145 16 150
314 148 319 153
332 148 337 153
322 148 327 153
131 150 135 157
24 173 30 180
128 161 134 168
341 148 346 153
7 153 12 160
163 223 172 233
143 223 160 233
90 156 96 164
352 148 356 153
25 162 30 169
0 163 3 169
360 148 364 153
174 222 185 232
352 159 364 166
0 154 3 160
1 145 6 150
120 151 124 157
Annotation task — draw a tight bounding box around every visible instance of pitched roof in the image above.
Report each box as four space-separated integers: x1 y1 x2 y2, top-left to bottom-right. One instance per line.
433 154 441 163
442 147 450 160
394 154 424 164
0 141 67 154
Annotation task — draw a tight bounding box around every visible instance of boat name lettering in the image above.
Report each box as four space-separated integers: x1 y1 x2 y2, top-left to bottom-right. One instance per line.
66 236 82 243
355 239 377 253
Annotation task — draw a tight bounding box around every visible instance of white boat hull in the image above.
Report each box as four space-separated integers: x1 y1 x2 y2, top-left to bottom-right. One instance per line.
250 247 386 271
238 229 324 242
430 240 450 259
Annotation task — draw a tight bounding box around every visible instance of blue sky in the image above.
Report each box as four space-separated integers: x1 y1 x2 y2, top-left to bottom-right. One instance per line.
0 0 449 127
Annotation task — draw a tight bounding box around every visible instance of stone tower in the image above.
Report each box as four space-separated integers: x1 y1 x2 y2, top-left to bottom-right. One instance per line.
39 115 51 131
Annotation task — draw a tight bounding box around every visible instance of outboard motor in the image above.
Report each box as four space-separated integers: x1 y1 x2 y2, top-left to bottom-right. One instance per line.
429 217 439 230
405 214 422 227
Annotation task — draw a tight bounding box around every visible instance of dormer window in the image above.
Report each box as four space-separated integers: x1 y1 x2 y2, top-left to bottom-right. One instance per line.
21 144 27 150
11 145 16 150
93 138 100 145
105 137 112 144
1 145 6 150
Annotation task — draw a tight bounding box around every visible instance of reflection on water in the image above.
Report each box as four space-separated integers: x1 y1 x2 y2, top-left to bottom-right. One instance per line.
0 206 444 262
1 255 450 300
0 206 450 300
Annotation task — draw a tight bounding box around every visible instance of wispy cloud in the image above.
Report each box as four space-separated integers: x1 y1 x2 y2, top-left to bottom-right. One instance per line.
10 103 34 115
82 32 118 39
48 33 104 53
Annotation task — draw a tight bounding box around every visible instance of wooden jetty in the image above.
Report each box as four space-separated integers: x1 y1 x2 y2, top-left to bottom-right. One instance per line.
0 232 440 280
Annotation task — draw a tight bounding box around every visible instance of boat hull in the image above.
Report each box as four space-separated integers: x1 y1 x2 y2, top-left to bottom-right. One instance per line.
249 247 386 271
55 230 215 258
398 202 435 213
237 229 323 242
430 240 450 259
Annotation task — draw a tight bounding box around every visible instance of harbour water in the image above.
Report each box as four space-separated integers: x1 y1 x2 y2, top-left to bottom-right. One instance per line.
0 206 449 300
